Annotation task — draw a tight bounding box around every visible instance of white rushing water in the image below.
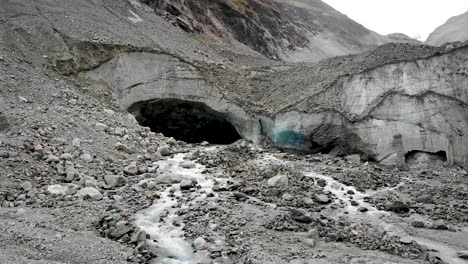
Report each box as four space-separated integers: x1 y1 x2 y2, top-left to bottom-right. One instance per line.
134 153 213 264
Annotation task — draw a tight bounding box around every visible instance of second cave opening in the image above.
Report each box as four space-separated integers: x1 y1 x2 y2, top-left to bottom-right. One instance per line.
130 98 242 144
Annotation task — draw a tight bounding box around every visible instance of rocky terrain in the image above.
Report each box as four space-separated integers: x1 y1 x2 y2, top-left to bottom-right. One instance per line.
141 0 391 62
0 0 467 264
427 11 468 46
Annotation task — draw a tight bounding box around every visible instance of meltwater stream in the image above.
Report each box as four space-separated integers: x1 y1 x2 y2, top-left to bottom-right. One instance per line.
262 153 468 264
134 153 213 264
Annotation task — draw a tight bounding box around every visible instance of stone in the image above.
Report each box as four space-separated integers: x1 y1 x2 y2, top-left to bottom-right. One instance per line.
193 237 208 251
303 238 317 248
157 145 171 156
411 221 425 228
131 230 147 243
302 197 315 207
65 167 80 182
46 154 60 163
358 207 368 212
110 221 133 239
431 220 448 230
180 180 194 190
399 236 413 244
267 175 288 188
350 200 359 206
307 228 320 239
104 175 127 188
47 184 78 195
72 138 81 148
180 160 196 169
290 209 313 223
20 181 32 191
124 162 138 175
60 153 73 160
282 193 293 200
95 122 108 131
77 187 103 201
313 193 330 204
457 251 468 259
80 153 93 162
345 154 361 164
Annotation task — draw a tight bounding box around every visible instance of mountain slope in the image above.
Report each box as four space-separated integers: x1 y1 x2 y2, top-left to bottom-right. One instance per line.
427 11 468 45
142 0 390 62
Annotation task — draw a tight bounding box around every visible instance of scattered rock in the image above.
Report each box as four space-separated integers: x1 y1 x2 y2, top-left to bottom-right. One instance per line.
193 237 208 250
358 207 368 212
290 208 313 223
180 160 196 169
104 175 127 188
267 174 289 188
313 193 330 204
180 180 194 190
77 187 103 201
95 122 109 131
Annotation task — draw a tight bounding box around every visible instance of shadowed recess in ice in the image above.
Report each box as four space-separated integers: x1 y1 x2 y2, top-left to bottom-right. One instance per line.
129 98 242 144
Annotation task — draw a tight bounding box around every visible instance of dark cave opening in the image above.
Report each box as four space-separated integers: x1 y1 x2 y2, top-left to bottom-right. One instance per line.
404 150 447 164
130 98 242 144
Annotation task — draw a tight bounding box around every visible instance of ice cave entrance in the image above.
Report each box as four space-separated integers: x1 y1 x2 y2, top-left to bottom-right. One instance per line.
404 150 447 164
130 98 242 144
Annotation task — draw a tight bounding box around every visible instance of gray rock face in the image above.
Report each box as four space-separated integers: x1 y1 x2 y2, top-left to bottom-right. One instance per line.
142 0 391 62
427 11 468 46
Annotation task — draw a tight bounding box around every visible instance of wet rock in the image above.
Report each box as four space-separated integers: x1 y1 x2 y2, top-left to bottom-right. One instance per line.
290 208 313 223
180 160 196 169
358 207 368 212
457 251 468 259
193 237 208 250
411 221 425 228
385 200 410 214
313 193 330 204
157 145 171 156
180 180 194 190
267 174 289 188
399 236 413 244
110 221 133 239
77 187 103 201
